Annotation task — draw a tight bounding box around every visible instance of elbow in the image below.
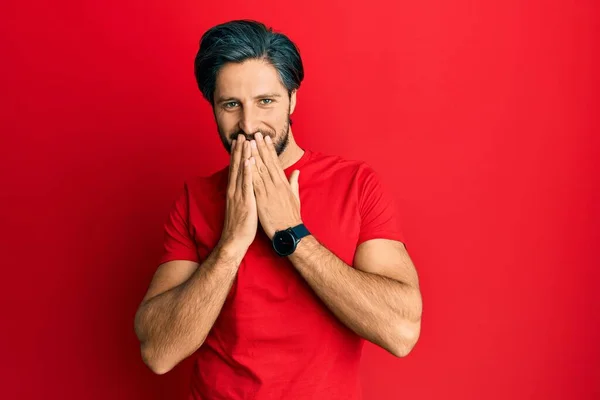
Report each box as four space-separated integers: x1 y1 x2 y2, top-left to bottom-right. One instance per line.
140 343 175 375
140 337 207 375
389 318 421 358
390 339 418 358
135 321 172 374
135 309 179 375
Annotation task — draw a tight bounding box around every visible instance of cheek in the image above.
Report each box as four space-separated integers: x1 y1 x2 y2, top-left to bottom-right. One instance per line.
216 112 238 132
266 108 289 128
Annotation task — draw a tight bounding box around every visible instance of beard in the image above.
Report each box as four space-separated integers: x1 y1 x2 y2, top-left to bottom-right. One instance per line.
218 116 291 157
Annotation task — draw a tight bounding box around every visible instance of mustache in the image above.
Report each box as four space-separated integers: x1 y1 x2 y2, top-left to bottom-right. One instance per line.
229 129 275 142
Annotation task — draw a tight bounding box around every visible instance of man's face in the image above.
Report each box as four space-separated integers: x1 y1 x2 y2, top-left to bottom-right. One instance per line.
212 58 297 156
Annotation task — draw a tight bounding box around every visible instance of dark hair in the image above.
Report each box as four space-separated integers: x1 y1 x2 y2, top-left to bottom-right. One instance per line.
194 20 304 105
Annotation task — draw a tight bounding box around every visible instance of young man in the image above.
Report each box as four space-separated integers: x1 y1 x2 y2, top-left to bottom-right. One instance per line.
134 19 422 400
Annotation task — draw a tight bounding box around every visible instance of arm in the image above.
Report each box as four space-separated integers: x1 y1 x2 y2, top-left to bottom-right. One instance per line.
246 132 421 356
134 245 245 375
288 236 422 357
135 136 257 374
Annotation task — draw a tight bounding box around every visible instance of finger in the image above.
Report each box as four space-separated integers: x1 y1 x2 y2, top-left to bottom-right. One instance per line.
254 132 280 182
249 156 266 196
264 134 288 182
242 157 254 197
250 140 272 186
236 141 251 193
227 140 237 182
228 135 245 191
289 170 300 203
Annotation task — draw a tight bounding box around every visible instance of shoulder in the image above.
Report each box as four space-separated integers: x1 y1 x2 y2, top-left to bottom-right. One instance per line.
307 149 379 183
174 165 229 204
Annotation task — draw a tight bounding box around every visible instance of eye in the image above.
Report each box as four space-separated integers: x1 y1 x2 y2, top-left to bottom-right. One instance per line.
224 101 239 109
260 98 273 105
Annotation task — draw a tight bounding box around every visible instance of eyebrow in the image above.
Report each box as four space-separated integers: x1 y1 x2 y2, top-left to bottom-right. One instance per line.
215 93 283 104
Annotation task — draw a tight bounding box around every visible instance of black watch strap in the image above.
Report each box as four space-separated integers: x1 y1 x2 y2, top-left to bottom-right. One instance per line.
290 224 310 240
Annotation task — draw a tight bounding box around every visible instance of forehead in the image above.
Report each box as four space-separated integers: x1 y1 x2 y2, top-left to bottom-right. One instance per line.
214 59 286 98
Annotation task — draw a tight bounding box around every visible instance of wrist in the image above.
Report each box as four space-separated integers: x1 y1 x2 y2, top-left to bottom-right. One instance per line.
271 222 313 257
215 241 248 266
270 220 304 240
288 234 318 259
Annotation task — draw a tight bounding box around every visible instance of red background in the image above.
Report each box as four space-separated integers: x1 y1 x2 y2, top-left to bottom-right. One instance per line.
1 0 598 399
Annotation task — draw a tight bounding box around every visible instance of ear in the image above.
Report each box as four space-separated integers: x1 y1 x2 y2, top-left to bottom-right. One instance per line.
289 89 297 115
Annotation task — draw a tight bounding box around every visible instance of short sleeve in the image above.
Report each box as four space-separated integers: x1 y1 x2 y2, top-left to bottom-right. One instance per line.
158 183 200 265
356 164 406 246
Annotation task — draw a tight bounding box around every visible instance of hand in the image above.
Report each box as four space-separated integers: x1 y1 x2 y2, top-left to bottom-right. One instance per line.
218 135 258 253
249 132 302 239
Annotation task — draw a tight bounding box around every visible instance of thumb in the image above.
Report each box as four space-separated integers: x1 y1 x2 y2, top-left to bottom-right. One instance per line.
289 170 300 201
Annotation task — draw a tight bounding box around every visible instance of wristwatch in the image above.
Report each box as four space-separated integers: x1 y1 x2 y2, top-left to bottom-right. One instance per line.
272 224 311 256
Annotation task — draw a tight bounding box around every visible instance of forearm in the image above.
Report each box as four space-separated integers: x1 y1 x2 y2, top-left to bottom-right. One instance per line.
289 236 422 357
135 244 244 374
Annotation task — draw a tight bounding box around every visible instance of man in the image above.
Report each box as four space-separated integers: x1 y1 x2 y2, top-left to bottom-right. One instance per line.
134 19 422 400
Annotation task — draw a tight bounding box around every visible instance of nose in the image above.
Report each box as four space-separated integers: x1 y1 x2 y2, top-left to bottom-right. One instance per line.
238 107 260 137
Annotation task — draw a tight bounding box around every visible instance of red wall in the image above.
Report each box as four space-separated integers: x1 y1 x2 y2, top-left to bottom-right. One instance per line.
2 0 598 399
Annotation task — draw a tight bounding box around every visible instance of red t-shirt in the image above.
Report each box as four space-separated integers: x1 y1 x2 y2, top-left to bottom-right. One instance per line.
159 148 405 400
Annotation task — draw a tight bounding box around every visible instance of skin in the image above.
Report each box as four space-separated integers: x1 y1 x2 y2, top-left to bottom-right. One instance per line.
212 58 304 168
134 58 422 375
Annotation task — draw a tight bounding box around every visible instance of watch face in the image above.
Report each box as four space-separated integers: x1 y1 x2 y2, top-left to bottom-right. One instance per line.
273 230 296 256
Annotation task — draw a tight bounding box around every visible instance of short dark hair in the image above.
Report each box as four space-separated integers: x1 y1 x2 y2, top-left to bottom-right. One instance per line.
194 20 304 105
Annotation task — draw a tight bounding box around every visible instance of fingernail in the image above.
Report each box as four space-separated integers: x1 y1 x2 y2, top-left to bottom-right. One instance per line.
251 140 257 149
255 132 263 140
265 135 272 143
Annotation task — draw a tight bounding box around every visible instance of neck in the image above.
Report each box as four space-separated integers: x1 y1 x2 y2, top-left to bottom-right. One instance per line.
278 128 304 170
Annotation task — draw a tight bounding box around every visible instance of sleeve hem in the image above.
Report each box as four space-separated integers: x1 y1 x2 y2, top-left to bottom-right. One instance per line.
357 231 406 247
158 252 200 266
